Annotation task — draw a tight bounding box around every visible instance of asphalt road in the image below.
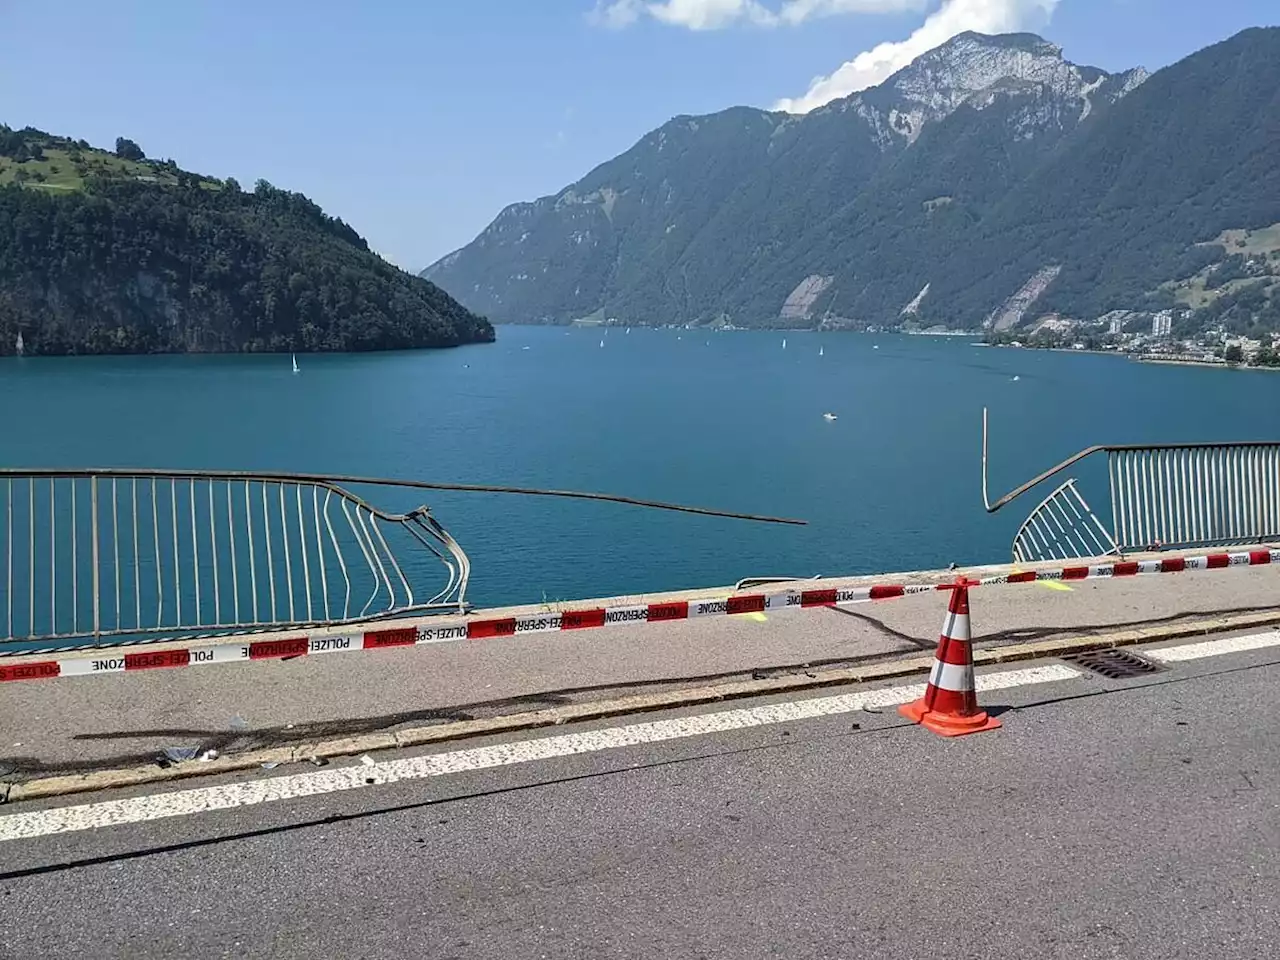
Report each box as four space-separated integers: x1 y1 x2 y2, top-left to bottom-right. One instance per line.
3 563 1278 778
1 638 1277 959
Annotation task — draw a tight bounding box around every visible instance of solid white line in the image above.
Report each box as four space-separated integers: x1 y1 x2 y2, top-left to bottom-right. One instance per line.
1145 630 1280 663
0 664 1080 843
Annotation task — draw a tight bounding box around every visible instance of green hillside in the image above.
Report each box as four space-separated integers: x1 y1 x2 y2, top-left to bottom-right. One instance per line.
0 126 494 356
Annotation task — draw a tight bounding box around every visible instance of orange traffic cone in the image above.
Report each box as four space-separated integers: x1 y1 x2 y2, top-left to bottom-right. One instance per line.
899 579 1001 737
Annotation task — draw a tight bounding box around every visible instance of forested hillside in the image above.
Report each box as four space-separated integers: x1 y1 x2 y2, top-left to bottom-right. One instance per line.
0 127 494 355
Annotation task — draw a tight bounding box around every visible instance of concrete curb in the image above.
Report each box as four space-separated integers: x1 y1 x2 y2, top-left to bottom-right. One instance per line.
5 608 1279 805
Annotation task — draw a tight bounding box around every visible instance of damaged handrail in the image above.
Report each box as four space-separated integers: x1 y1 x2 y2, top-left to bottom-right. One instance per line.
982 409 1280 561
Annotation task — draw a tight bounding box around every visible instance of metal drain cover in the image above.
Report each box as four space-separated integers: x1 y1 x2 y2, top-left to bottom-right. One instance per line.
1064 648 1163 679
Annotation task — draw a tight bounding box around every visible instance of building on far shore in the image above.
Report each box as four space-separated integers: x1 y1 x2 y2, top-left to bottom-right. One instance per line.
1151 311 1173 338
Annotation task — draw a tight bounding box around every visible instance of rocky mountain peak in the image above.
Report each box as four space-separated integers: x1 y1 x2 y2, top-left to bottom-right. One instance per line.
845 32 1146 145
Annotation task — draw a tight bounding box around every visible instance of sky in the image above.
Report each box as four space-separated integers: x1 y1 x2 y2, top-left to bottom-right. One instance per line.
1 1 1276 270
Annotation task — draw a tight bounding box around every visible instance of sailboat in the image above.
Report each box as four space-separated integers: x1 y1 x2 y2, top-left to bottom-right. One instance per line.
15 332 24 357
599 339 605 348
782 338 788 350
819 346 824 357
292 353 300 374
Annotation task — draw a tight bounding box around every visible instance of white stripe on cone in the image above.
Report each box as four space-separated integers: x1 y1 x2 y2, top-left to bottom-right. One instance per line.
928 660 976 693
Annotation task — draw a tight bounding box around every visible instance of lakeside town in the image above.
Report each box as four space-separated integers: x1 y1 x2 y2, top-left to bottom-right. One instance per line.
982 308 1280 368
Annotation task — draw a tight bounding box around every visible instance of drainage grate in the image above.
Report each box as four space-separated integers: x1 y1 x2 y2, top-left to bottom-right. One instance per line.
1063 648 1163 679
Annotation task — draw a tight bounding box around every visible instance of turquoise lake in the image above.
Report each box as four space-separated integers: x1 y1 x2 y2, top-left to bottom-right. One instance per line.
1 327 1276 609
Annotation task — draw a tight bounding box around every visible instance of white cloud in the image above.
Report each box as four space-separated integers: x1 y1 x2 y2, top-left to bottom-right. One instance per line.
591 0 928 31
774 0 1061 113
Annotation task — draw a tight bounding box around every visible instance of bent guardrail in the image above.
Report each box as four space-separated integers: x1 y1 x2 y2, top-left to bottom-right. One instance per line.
0 469 804 651
982 409 1280 562
0 470 471 648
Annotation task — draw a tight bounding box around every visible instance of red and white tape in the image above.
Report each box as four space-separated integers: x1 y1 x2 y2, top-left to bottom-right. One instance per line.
2 547 1277 684
975 547 1280 587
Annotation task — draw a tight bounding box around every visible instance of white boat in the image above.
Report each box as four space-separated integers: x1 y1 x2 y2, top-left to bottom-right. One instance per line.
782 338 788 350
599 339 605 348
819 346 824 357
1012 375 1021 382
626 327 631 334
291 353 300 374
823 412 838 422
873 345 880 350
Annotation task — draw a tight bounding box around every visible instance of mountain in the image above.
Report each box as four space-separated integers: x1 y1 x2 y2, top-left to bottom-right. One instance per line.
0 128 494 356
424 28 1280 334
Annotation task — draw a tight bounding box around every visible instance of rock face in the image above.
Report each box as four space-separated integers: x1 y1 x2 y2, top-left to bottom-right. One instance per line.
833 32 1147 147
425 28 1280 333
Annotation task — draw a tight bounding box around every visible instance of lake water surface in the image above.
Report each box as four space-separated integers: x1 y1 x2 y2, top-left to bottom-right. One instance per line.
2 327 1276 607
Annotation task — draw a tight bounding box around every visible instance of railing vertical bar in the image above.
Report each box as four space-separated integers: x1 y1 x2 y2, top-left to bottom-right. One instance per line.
1127 452 1141 549
171 478 181 627
1184 449 1194 544
71 478 77 633
1047 494 1082 558
245 481 259 625
1182 450 1192 547
1206 451 1218 544
5 478 11 641
1108 453 1121 549
228 483 240 626
153 479 162 627
280 484 295 623
1032 518 1054 562
314 486 330 622
1228 448 1241 541
1170 449 1182 545
49 479 56 636
1046 494 1080 558
1263 447 1272 539
327 492 352 620
209 480 220 626
1248 447 1260 539
1172 453 1182 547
1219 447 1229 542
28 480 34 639
1128 452 1141 549
132 479 141 630
1198 450 1208 542
1253 447 1265 540
1175 450 1188 547
1071 486 1113 557
1139 451 1153 549
297 484 313 623
1234 448 1244 541
1153 450 1167 547
190 478 201 626
1233 450 1244 542
1264 448 1274 537
90 477 100 639
1068 489 1105 558
373 517 413 609
263 483 277 623
112 479 120 632
346 503 382 617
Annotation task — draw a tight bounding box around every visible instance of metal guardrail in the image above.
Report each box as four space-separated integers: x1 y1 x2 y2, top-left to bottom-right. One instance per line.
983 410 1280 562
0 471 471 648
0 469 804 652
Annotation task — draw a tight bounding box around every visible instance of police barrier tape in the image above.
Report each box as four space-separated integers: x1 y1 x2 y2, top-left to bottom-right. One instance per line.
2 546 1277 684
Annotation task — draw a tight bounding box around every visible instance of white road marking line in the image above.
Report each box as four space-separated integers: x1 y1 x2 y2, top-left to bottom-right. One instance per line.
1145 630 1280 663
0 665 1080 843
